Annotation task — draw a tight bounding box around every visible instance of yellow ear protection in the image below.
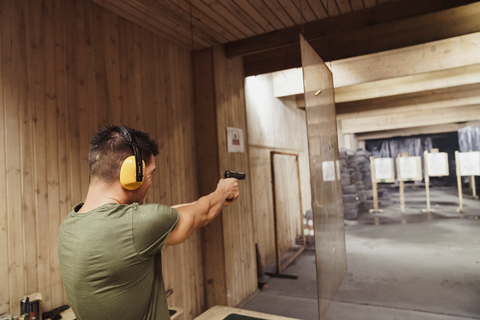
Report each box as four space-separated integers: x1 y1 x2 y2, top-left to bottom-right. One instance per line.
117 125 145 190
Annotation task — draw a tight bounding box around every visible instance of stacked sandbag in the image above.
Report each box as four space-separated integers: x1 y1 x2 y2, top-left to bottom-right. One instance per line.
355 150 373 204
339 149 358 220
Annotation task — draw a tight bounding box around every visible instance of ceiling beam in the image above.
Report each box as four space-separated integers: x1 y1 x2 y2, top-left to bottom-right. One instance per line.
341 104 480 134
273 33 480 101
296 64 480 104
335 63 480 103
242 2 480 76
356 121 480 141
330 32 480 87
336 83 480 119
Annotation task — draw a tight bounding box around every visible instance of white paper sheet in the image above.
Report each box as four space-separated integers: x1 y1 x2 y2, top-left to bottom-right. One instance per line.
458 152 480 176
375 158 393 180
399 157 418 179
226 127 244 153
427 153 448 176
323 161 335 182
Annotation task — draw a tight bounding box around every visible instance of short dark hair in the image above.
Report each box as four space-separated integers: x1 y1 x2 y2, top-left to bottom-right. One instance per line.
88 126 159 183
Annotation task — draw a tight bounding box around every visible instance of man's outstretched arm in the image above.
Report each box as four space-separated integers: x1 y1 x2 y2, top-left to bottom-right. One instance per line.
165 178 239 246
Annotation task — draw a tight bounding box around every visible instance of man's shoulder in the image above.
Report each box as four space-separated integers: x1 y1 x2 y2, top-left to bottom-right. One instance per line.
136 203 176 212
132 204 180 255
134 203 179 224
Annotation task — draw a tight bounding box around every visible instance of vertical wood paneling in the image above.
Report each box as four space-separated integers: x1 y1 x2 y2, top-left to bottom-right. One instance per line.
3 0 26 313
132 24 145 130
212 45 257 307
53 3 70 308
80 1 97 197
0 1 204 317
44 0 66 308
273 154 302 254
0 0 9 314
93 5 121 127
152 38 170 205
192 48 228 309
26 0 52 307
193 45 257 309
65 0 85 213
19 0 39 299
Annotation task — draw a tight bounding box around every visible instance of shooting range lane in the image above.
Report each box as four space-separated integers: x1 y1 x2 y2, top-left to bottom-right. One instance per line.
241 186 480 320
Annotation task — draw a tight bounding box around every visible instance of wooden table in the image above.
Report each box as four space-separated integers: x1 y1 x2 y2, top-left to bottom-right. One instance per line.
59 306 183 320
195 306 300 320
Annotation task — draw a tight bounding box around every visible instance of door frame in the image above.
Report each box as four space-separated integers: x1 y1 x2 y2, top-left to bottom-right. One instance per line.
267 151 306 279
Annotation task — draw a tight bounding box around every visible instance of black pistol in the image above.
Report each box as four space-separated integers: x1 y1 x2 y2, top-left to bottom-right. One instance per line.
224 171 245 201
224 170 246 180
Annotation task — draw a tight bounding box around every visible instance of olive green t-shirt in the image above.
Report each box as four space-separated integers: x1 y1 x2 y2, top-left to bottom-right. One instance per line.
57 202 179 320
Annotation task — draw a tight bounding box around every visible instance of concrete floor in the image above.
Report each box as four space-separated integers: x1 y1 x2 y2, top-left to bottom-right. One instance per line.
240 186 480 320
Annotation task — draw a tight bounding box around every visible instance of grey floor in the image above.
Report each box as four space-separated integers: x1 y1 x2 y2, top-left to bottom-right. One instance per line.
240 186 480 320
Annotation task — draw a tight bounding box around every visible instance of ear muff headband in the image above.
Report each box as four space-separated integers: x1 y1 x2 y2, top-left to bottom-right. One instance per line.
117 125 144 190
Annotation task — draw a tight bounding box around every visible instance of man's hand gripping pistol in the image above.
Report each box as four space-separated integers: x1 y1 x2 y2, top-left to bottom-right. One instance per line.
224 171 246 201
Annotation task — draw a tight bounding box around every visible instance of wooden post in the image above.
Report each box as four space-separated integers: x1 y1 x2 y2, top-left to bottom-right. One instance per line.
468 150 479 199
456 151 464 213
397 153 408 213
369 156 383 213
296 157 306 246
471 176 478 199
421 150 435 213
399 178 405 213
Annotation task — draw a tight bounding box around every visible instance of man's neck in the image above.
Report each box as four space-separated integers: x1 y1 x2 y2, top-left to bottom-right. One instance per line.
78 180 128 214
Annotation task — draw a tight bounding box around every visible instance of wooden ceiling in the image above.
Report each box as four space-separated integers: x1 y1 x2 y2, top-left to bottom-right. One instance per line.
91 0 399 51
93 0 480 76
92 0 480 141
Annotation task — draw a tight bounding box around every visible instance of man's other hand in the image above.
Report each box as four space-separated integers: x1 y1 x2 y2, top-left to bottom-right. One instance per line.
217 178 239 205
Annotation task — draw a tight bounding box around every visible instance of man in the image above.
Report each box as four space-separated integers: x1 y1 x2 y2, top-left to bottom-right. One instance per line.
57 125 239 320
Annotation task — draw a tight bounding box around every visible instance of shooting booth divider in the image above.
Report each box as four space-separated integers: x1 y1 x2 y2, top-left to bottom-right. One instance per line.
396 153 422 213
300 35 347 320
422 149 449 213
369 156 395 213
455 151 480 212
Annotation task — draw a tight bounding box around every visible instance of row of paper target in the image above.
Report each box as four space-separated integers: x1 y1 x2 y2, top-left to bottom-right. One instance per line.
370 151 480 183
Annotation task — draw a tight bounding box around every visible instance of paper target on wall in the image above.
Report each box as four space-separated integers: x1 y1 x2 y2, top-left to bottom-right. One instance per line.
457 151 480 176
322 161 335 182
397 156 422 181
226 127 244 153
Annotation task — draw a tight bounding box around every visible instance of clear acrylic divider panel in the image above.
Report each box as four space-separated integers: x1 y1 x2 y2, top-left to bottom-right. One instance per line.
300 35 347 320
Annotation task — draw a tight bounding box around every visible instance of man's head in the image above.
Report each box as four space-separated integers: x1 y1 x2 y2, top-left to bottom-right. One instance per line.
88 126 159 185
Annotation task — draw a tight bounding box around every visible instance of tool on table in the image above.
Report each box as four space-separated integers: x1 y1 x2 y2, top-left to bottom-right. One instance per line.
42 305 70 320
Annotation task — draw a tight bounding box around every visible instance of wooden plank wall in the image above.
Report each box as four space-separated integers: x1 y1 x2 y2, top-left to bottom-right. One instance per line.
192 48 228 309
0 0 203 318
273 154 303 254
211 46 257 307
244 73 311 268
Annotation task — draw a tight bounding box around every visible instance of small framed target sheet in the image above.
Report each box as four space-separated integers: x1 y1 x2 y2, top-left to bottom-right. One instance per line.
397 156 422 181
426 152 449 177
372 158 395 183
226 127 244 153
457 151 480 176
